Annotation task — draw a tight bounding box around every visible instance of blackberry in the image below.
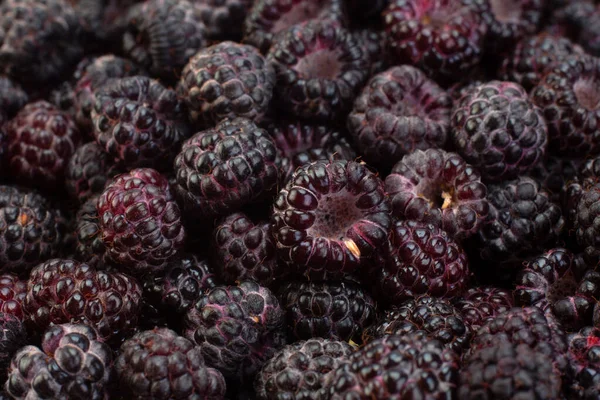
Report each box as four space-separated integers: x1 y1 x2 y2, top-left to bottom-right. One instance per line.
0 313 26 380
194 0 254 41
174 118 282 220
499 33 584 92
451 81 548 182
92 76 191 170
477 176 564 265
24 259 142 342
531 55 600 157
243 0 346 54
267 19 370 121
272 160 391 279
5 101 81 189
184 280 286 380
177 41 275 127
73 195 107 268
279 280 376 343
122 0 207 80
142 254 219 316
453 286 514 332
255 338 353 400
0 0 83 85
5 324 112 400
0 76 28 119
376 220 470 305
385 148 489 240
383 0 489 81
265 120 356 184
65 142 124 205
0 275 26 320
97 168 185 274
347 65 451 170
325 332 460 400
213 212 282 286
73 55 145 134
458 341 562 400
0 186 66 274
116 327 227 400
364 296 471 354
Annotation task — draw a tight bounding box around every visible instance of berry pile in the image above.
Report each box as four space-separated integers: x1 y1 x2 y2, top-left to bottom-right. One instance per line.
1 0 600 398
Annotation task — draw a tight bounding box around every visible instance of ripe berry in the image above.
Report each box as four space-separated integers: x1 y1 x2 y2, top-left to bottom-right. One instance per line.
453 286 514 332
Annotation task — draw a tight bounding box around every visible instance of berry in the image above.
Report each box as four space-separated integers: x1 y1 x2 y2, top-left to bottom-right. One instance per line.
6 324 111 400
267 19 370 121
574 182 600 266
272 160 391 279
116 327 227 400
0 313 26 380
451 81 548 182
0 0 83 85
568 326 600 397
355 28 387 77
142 254 219 316
5 101 81 189
122 0 207 80
68 0 142 43
213 212 282 286
552 1 600 58
477 176 564 265
92 76 192 170
24 259 142 342
184 280 286 380
458 341 562 400
383 0 489 81
531 155 580 204
499 33 584 92
0 76 28 120
243 0 346 54
453 286 514 332
553 270 600 332
325 332 460 400
73 195 107 268
255 338 353 400
385 148 489 240
279 280 376 342
0 186 66 274
531 55 600 157
347 65 451 170
65 142 124 205
364 296 471 354
98 168 185 274
376 219 470 304
177 41 275 127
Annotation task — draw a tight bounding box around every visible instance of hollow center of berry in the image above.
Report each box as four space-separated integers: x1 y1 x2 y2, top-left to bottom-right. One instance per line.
574 78 600 110
418 182 456 210
296 50 341 80
490 0 522 23
547 271 578 304
308 190 363 240
272 2 323 34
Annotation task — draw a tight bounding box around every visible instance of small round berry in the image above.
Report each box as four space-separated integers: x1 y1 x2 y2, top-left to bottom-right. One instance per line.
453 286 514 332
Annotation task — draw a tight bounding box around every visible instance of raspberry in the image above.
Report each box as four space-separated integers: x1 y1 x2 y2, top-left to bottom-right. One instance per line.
0 0 83 85
279 280 376 342
243 0 346 53
531 55 600 157
347 65 451 170
173 118 282 219
97 168 185 274
325 332 460 400
267 19 370 121
5 101 81 190
376 220 469 304
116 327 226 399
552 1 600 58
355 28 387 77
92 76 192 170
0 186 66 274
568 326 600 398
383 0 489 81
24 259 142 342
499 33 584 92
5 324 112 400
272 160 391 279
68 0 142 43
122 0 207 80
453 286 514 331
451 81 548 182
184 280 286 380
177 41 275 127
194 0 254 41
385 148 489 240
73 196 107 269
0 275 26 321
213 212 282 286
531 155 580 204
65 142 124 205
553 270 600 332
0 313 26 381
254 338 353 400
